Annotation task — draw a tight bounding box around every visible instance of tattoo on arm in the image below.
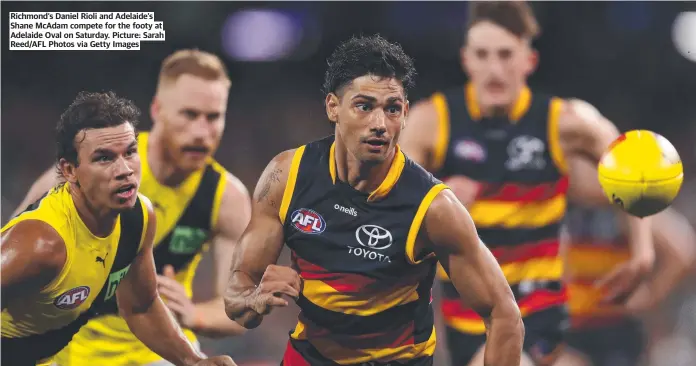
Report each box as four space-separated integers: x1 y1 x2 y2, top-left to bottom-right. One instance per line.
257 168 282 207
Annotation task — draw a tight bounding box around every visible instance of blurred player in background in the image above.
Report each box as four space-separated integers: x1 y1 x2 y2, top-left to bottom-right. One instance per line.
13 50 251 366
558 158 696 366
400 2 656 365
225 34 525 366
2 91 234 366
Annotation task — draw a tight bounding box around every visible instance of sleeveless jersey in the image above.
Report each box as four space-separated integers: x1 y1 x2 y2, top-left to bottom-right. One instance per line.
52 132 228 366
431 83 569 335
563 206 629 329
1 183 147 366
280 135 446 365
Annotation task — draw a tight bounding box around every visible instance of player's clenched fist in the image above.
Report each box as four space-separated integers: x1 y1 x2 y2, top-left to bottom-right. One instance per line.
247 265 302 315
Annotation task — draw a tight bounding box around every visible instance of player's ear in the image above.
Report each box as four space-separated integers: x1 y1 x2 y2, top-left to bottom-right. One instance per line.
526 47 539 76
150 97 160 125
325 93 340 123
58 158 79 186
402 100 410 129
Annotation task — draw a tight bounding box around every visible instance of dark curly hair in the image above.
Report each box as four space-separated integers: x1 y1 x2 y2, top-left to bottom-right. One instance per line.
56 91 141 166
322 34 417 98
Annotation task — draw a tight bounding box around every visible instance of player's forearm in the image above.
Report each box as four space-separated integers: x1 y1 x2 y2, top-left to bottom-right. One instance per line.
625 215 655 268
224 272 263 329
123 297 204 366
192 297 247 338
482 301 524 366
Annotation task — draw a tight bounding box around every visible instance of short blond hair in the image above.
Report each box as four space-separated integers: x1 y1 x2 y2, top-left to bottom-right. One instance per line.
157 49 231 93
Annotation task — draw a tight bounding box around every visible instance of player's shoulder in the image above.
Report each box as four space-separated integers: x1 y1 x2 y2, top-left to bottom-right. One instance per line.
2 219 67 268
400 154 444 192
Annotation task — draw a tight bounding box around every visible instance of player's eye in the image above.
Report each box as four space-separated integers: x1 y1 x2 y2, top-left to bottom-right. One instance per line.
499 49 512 60
125 148 137 157
94 155 111 163
356 103 372 112
183 110 198 120
386 105 401 115
476 49 488 59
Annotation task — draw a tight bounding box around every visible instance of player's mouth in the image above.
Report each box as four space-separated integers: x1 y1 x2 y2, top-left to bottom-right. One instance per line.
182 146 210 159
363 137 389 152
485 80 507 94
114 183 136 199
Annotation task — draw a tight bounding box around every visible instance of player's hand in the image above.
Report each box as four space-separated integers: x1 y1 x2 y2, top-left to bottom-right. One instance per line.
442 175 480 208
247 265 302 315
157 265 198 329
595 258 652 305
193 355 237 365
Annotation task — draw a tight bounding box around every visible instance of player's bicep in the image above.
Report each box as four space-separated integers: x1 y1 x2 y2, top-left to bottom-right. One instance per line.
229 149 295 281
424 190 515 316
117 199 158 314
559 99 620 162
1 221 66 307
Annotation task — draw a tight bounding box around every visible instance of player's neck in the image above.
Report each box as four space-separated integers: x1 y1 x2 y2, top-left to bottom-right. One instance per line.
147 128 193 187
334 140 396 194
68 185 118 238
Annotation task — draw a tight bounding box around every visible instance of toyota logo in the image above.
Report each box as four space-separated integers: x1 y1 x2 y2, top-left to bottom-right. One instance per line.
355 225 393 250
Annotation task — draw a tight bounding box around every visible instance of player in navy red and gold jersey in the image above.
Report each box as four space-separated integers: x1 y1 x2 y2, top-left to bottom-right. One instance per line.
12 50 251 366
400 2 656 365
225 35 524 366
557 159 696 366
1 92 234 366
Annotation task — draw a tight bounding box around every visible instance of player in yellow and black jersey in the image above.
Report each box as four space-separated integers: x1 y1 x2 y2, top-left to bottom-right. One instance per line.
1 91 234 366
12 50 251 366
400 2 656 365
225 35 524 366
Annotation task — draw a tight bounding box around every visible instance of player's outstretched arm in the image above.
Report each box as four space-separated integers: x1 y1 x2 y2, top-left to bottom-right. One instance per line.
1 221 66 309
116 197 235 366
420 189 524 366
224 150 302 329
10 167 60 219
558 99 654 303
157 173 252 338
624 208 696 312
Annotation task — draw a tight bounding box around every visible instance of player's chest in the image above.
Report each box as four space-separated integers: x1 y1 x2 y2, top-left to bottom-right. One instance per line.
285 192 415 269
446 126 555 180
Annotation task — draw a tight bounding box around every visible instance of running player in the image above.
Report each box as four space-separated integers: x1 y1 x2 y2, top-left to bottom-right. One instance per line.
558 159 696 366
399 2 656 365
12 50 251 366
224 34 524 366
1 91 235 366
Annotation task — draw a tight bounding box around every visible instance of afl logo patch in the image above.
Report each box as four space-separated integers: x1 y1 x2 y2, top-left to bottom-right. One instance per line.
54 286 90 310
290 208 326 234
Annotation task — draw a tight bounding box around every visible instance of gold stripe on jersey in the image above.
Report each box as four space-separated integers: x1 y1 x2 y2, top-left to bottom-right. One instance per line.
431 92 450 172
464 83 532 123
280 146 307 224
210 161 228 233
405 183 448 264
468 194 566 228
328 142 406 202
548 97 567 174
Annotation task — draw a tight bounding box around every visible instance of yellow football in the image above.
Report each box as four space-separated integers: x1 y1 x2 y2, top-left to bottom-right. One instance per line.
597 130 683 218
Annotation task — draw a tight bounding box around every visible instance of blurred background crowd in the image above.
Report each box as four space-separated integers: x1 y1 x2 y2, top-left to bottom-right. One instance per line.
2 1 695 365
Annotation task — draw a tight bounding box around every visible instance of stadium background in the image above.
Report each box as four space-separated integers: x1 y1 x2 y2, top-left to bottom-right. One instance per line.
2 1 695 365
